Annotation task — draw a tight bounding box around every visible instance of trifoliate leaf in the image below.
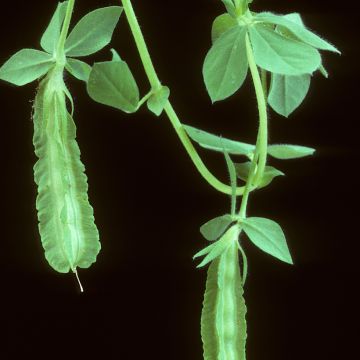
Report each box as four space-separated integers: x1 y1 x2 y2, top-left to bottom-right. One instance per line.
203 26 248 102
184 125 255 156
242 217 293 264
249 24 321 76
268 73 311 117
65 6 123 57
0 49 54 86
268 144 315 159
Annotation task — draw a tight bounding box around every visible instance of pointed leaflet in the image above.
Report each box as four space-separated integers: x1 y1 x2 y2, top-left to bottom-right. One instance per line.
235 162 284 188
203 26 248 102
200 215 234 241
268 144 315 159
319 64 328 78
111 48 122 61
195 236 231 269
194 242 218 260
87 56 139 113
201 242 247 359
147 86 170 116
65 6 123 57
273 13 331 79
268 73 311 117
66 58 91 82
211 14 238 43
249 24 321 76
255 12 340 53
195 225 240 268
41 1 69 54
33 73 100 273
0 49 54 86
184 125 255 156
242 217 293 264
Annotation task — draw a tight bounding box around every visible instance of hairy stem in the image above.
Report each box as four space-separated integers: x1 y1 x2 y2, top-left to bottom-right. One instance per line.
121 0 245 196
239 34 268 218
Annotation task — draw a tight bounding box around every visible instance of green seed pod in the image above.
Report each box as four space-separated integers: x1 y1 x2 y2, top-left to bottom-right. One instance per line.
201 232 247 360
32 66 100 273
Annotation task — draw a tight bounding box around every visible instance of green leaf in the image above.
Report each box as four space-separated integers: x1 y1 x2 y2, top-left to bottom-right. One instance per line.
200 214 234 241
282 13 304 26
255 12 340 54
41 1 69 54
249 24 321 75
242 217 293 264
193 242 218 260
65 6 123 57
195 225 240 268
111 48 122 62
268 73 311 117
66 58 91 82
201 242 247 360
184 125 255 156
235 162 284 188
87 58 139 113
268 144 315 159
211 13 238 43
0 49 54 86
147 86 170 116
203 26 248 102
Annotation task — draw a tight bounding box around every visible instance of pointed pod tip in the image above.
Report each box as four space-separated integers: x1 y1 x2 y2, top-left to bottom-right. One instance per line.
73 268 84 293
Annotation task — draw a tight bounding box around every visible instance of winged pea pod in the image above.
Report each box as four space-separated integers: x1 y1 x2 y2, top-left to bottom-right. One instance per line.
201 225 247 360
33 64 100 274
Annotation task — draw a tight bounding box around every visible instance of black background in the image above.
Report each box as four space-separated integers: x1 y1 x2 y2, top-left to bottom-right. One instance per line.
0 0 357 359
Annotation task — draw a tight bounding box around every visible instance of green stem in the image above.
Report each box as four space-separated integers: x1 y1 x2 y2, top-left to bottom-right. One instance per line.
261 68 268 100
247 35 268 187
56 0 75 64
121 0 245 196
239 34 268 218
121 0 160 89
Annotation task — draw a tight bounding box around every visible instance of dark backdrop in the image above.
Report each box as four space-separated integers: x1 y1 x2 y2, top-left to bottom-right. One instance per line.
0 0 357 359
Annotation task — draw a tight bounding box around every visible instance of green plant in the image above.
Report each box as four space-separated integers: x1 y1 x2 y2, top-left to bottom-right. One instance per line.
0 0 339 358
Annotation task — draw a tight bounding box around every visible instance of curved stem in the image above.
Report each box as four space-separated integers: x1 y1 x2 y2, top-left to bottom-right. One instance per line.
247 35 268 187
239 34 268 218
56 0 75 62
121 0 245 195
